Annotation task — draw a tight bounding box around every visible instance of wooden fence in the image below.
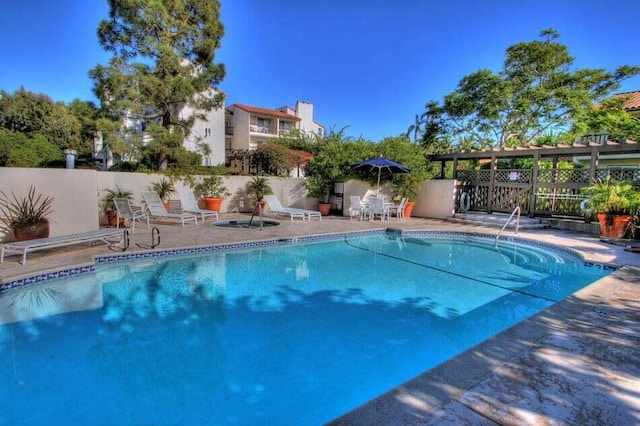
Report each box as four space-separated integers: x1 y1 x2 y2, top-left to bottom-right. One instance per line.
456 167 640 217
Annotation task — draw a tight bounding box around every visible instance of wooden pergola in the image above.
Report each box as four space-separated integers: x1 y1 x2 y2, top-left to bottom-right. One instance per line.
428 139 640 217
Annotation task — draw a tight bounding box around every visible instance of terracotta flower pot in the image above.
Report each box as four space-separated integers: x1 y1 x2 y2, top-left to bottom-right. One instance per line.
318 202 331 216
404 201 415 218
202 197 224 212
13 220 50 241
596 213 631 238
106 211 125 228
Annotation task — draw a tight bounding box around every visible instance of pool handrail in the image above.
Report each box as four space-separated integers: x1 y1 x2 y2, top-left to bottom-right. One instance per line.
495 205 520 246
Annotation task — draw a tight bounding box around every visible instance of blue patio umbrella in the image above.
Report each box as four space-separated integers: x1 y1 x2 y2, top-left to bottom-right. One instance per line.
352 157 411 194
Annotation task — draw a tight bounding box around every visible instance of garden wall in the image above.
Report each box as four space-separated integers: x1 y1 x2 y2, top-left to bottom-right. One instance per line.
0 168 457 242
0 169 318 242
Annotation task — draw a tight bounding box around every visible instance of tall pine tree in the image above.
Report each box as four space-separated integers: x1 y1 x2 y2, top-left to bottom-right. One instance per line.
90 0 226 169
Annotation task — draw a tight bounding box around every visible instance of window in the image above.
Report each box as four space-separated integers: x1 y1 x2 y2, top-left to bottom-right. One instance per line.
204 128 211 137
257 118 271 131
280 121 292 131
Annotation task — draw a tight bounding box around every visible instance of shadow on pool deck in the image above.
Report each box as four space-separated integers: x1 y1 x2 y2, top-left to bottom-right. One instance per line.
1 214 640 424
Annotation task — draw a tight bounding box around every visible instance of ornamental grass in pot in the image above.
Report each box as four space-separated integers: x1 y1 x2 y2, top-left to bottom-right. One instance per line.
245 176 273 212
100 186 133 227
581 177 640 238
149 177 176 210
0 185 54 241
392 174 422 218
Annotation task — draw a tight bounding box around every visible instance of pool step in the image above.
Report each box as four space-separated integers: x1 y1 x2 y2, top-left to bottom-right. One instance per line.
448 213 548 230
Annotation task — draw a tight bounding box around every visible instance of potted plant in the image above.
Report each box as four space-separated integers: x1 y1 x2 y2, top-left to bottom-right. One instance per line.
245 176 274 211
581 177 640 238
392 174 422 218
100 186 133 227
0 185 54 241
193 174 231 212
149 177 176 210
305 175 332 215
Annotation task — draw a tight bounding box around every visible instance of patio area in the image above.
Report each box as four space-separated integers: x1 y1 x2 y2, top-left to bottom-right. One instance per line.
1 214 639 424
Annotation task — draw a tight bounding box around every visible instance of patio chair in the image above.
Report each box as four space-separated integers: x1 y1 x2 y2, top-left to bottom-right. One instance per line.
349 195 369 220
114 198 149 231
263 195 321 221
369 196 390 221
141 191 198 227
177 189 219 222
388 197 408 221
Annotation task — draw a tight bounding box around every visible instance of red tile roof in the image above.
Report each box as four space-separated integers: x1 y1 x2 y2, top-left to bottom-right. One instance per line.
611 90 640 111
233 103 301 121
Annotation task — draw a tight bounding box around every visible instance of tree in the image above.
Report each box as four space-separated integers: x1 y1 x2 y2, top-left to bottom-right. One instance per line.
90 0 226 170
405 113 425 143
0 87 81 150
377 136 432 178
0 129 62 167
67 99 101 156
252 143 290 176
430 29 639 148
575 96 640 142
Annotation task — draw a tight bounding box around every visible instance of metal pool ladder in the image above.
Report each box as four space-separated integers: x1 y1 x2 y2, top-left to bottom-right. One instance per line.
495 206 520 246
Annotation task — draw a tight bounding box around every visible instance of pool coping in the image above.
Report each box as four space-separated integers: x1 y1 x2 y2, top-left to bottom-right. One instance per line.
0 229 616 292
0 229 385 292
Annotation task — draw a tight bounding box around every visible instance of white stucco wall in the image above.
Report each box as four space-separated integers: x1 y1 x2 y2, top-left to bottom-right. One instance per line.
0 168 100 240
412 180 457 219
181 104 226 166
0 169 316 242
0 167 457 243
341 179 456 219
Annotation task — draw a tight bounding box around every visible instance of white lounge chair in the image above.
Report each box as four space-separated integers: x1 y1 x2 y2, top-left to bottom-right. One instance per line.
177 190 219 222
141 191 198 226
114 198 149 231
1 229 127 265
263 195 321 221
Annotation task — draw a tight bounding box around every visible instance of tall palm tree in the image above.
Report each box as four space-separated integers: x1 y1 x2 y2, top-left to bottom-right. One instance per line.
406 113 426 144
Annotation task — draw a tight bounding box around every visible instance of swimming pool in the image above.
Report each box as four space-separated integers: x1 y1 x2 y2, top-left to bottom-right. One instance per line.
0 231 611 424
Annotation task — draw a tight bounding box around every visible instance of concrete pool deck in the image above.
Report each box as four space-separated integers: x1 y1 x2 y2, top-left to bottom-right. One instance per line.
1 215 639 424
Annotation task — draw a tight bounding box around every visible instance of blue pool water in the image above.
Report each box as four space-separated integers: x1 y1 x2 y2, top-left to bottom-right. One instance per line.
0 232 610 425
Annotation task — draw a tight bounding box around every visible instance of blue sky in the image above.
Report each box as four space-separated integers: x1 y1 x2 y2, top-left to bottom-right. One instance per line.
1 0 639 142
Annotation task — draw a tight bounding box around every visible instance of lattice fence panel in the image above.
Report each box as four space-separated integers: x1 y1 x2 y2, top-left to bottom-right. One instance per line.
494 169 532 183
456 170 478 182
555 169 590 184
605 168 640 183
538 169 589 184
477 170 491 182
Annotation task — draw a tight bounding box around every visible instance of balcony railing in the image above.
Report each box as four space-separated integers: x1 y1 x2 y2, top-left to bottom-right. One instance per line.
250 124 277 135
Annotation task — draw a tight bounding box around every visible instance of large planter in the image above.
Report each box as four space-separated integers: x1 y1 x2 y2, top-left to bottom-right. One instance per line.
596 213 632 238
13 220 50 241
106 211 125 227
202 197 224 212
404 201 415 218
318 202 331 216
